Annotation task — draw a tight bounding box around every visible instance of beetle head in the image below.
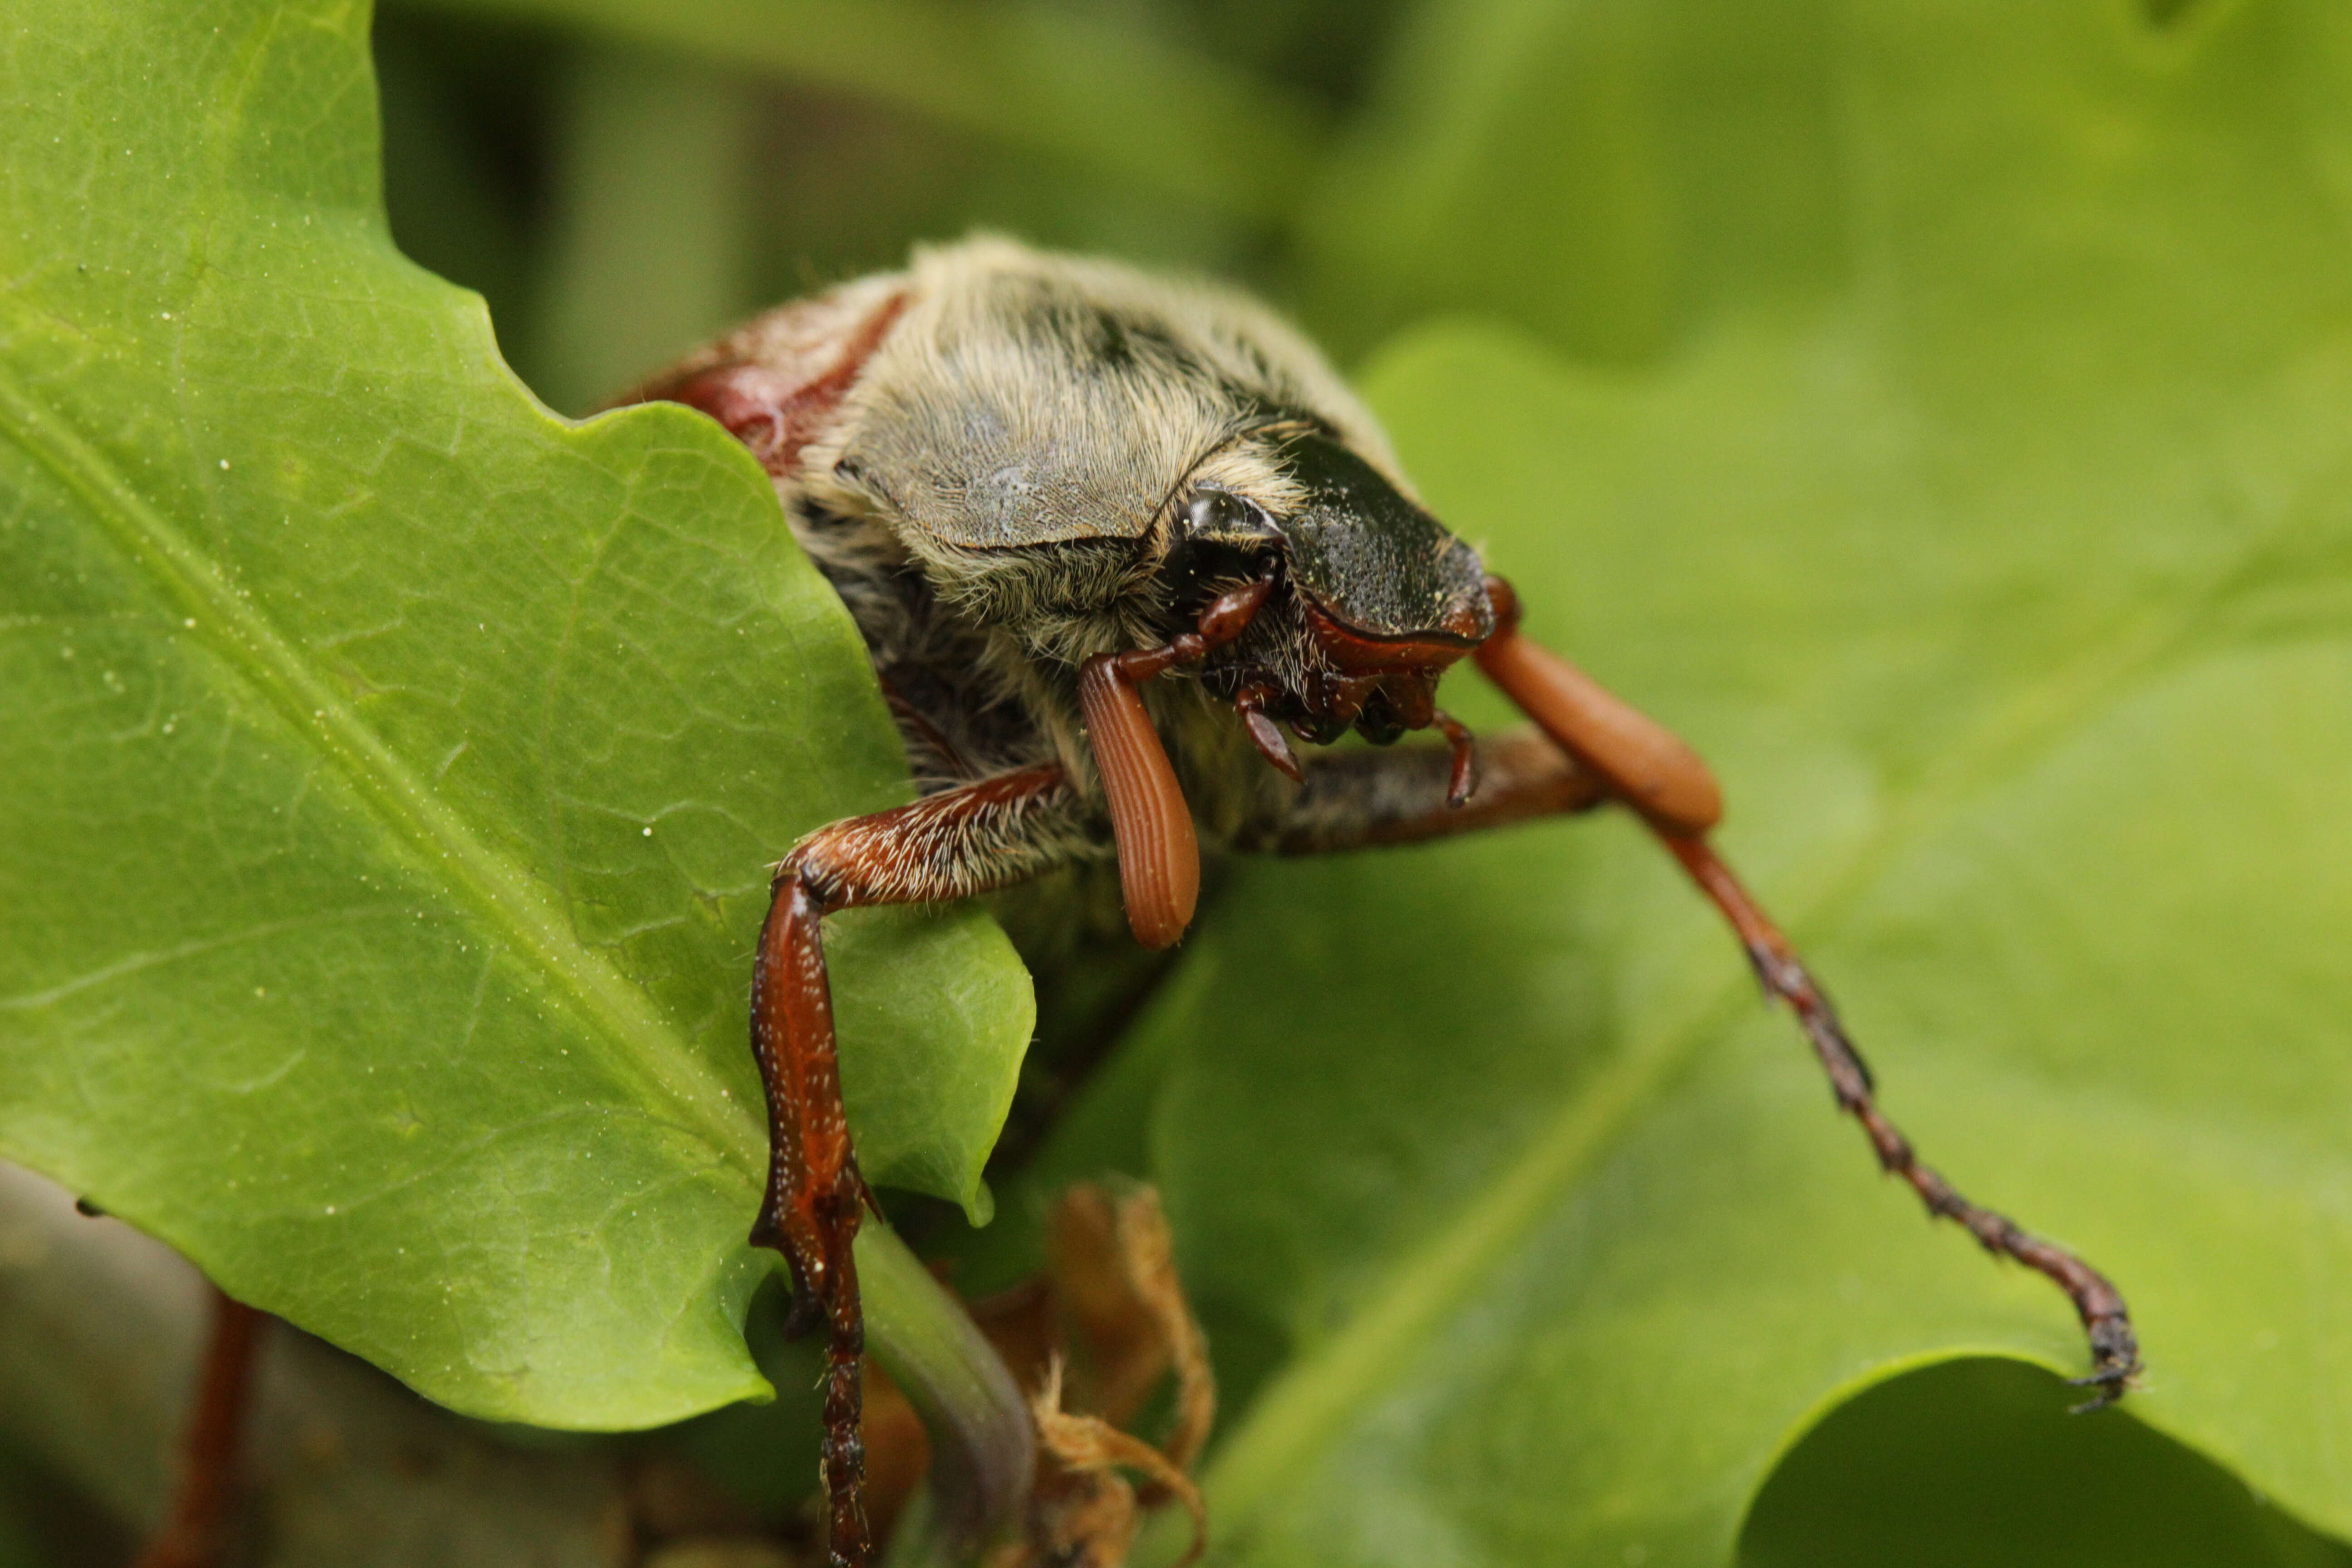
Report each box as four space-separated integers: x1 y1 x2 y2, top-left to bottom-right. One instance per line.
1163 428 1493 746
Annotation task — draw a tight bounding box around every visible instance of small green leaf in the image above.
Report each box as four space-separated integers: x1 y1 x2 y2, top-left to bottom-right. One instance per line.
0 0 1030 1428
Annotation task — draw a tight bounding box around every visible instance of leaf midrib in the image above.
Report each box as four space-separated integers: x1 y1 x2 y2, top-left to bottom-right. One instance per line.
1201 507 2284 1535
0 355 760 1175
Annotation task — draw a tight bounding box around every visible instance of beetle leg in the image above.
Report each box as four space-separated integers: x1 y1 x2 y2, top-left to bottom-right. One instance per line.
752 764 1082 1568
1235 725 1606 855
1430 709 1479 808
133 1286 266 1568
1469 573 2142 1403
1233 681 1305 784
1473 576 1721 835
1078 574 1274 949
1657 833 2141 1405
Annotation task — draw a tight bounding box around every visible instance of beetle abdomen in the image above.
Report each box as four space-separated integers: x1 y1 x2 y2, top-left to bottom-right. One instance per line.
612 274 909 478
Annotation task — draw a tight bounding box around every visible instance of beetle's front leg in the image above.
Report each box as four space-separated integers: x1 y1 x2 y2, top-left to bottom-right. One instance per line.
1468 574 2142 1403
134 1286 266 1568
749 763 1083 1568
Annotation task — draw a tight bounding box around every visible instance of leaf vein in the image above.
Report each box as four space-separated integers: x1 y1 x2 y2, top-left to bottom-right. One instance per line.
0 363 759 1177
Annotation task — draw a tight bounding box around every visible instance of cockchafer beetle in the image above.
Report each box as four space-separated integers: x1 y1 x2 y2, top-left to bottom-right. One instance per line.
617 235 2142 1567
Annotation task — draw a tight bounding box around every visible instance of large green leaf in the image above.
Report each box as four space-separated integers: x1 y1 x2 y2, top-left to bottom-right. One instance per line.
0 0 1030 1427
1086 0 2352 1562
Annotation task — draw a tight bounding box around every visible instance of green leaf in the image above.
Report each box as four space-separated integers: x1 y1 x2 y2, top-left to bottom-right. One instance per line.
1105 1 2352 1561
0 0 1030 1427
1741 1359 2347 1568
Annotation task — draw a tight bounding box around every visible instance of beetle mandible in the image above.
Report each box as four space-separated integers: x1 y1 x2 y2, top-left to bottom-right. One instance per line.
620 236 2141 1568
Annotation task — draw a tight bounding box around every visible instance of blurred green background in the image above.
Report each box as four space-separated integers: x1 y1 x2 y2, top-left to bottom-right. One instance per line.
375 0 1387 414
357 0 2347 1562
375 0 1853 409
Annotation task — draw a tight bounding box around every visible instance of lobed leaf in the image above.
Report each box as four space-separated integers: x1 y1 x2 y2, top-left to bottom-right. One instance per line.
0 0 1031 1428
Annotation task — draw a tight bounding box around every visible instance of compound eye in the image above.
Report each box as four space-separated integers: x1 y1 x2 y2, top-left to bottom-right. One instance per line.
1166 487 1281 598
1186 488 1258 536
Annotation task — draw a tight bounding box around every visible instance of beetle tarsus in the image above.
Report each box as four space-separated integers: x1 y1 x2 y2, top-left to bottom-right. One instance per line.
815 1221 872 1567
1431 710 1478 807
2069 1315 2141 1411
1658 830 2143 1401
1473 588 2141 1406
1235 683 1305 783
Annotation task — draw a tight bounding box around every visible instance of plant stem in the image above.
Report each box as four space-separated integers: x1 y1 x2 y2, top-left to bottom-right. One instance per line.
859 1221 1033 1563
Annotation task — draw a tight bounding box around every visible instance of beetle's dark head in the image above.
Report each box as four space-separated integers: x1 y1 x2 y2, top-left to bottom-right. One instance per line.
1160 427 1493 746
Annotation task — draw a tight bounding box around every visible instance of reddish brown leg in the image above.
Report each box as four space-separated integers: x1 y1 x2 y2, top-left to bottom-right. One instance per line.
135 1287 266 1568
1233 681 1304 784
1660 835 2140 1403
1469 573 2141 1403
1473 578 1721 836
753 872 872 1567
1429 710 1479 808
1240 725 1607 855
750 764 1084 1567
1077 572 1273 949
